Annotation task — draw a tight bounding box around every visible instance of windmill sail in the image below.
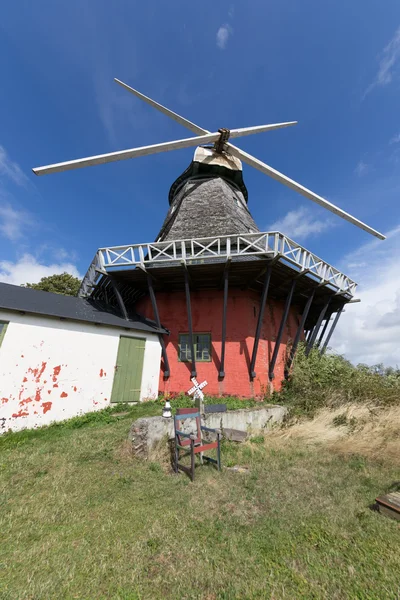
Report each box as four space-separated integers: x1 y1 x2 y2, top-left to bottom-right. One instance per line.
113 79 385 240
32 77 385 240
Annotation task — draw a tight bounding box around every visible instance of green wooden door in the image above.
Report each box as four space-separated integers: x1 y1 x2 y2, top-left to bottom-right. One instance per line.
111 336 146 403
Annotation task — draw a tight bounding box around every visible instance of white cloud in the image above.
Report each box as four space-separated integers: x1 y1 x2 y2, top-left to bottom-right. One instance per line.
355 160 369 177
216 24 232 50
332 226 400 366
364 26 400 96
267 206 332 241
0 203 34 241
390 132 400 144
0 146 28 186
0 254 81 286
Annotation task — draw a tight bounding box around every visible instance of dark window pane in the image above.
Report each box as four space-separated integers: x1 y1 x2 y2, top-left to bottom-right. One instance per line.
196 334 210 361
179 334 192 361
179 333 211 362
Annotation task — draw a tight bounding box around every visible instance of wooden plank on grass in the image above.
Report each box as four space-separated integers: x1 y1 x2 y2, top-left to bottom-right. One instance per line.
376 491 400 521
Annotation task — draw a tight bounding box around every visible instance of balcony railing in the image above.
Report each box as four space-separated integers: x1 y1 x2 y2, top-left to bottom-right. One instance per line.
79 231 357 298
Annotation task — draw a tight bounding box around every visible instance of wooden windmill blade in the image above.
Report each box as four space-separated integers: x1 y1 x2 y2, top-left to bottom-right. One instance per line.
32 124 296 176
32 77 385 241
113 78 385 241
32 133 220 175
225 145 386 240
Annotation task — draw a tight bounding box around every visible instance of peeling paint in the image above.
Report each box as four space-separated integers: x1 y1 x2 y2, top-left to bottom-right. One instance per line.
28 361 47 383
41 402 52 414
19 397 33 406
52 365 61 382
12 409 29 418
1 313 160 433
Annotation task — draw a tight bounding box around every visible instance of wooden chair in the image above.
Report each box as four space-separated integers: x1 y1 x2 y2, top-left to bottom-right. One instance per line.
174 407 221 481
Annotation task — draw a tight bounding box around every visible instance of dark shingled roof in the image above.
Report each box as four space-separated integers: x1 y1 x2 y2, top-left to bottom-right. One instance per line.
156 177 260 242
0 282 167 334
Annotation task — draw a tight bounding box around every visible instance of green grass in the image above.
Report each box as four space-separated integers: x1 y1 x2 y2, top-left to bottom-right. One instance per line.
1 408 400 600
0 396 271 451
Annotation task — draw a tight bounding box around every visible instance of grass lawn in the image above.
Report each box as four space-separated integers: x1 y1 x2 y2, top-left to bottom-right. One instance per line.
1 405 400 599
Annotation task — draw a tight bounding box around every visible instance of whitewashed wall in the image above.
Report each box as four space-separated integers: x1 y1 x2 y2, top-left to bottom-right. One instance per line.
0 310 162 433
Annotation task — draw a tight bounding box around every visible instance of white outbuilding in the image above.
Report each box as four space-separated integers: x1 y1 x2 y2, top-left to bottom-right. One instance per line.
0 283 166 433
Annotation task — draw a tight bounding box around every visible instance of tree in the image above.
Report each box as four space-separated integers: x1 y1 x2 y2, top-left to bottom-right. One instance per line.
24 273 81 297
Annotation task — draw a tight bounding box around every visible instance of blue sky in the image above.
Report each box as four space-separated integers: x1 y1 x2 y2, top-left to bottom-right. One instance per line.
1 0 400 364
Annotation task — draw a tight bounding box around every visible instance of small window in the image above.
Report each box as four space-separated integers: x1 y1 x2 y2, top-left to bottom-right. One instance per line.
179 333 211 362
0 321 8 347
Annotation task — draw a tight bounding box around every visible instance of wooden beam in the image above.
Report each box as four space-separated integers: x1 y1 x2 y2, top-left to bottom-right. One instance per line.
315 312 332 348
321 305 345 354
249 266 271 379
286 289 315 374
306 298 331 355
269 279 296 380
183 267 197 378
146 273 170 378
219 263 230 378
108 277 129 321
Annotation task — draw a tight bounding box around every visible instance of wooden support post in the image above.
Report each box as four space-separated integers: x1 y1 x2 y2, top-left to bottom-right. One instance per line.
147 273 170 378
321 305 345 354
219 263 230 378
190 439 195 482
183 267 197 378
269 279 296 380
316 312 332 348
108 277 129 321
306 298 331 356
286 289 315 373
249 265 271 379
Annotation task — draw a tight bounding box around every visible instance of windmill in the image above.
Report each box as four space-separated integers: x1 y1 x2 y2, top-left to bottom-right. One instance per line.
32 79 385 397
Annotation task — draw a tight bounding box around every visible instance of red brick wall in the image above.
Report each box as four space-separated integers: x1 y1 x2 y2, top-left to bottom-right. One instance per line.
136 289 301 398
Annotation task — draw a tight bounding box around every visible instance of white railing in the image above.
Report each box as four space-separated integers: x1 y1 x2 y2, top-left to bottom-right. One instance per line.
79 232 357 298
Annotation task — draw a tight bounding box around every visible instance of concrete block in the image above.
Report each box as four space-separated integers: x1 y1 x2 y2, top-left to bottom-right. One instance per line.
128 404 287 459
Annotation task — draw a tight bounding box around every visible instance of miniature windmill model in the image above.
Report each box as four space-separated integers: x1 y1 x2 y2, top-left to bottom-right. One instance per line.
33 80 385 399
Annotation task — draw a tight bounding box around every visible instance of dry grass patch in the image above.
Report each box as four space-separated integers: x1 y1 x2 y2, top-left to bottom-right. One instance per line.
266 404 400 465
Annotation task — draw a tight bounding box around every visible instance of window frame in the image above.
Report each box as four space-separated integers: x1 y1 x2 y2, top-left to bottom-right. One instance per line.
178 332 212 363
0 321 8 347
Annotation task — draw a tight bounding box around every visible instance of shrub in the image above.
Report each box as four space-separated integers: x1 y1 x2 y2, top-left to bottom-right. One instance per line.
279 344 400 416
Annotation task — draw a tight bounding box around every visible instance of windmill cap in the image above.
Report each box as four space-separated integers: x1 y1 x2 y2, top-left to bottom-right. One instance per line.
168 145 248 205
